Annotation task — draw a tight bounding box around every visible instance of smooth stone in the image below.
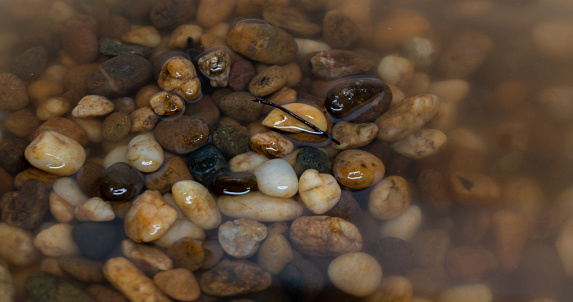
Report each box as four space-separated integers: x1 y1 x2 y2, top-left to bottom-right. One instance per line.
187 144 228 188
391 129 448 159
121 239 173 273
249 65 287 97
322 10 361 50
74 197 115 222
310 50 374 80
219 91 264 123
99 37 151 58
103 257 170 302
377 55 414 88
226 21 298 65
219 219 267 258
9 46 48 80
127 134 164 173
153 219 206 248
197 48 232 87
257 234 294 275
229 60 257 91
298 169 341 214
71 221 121 260
124 190 178 242
250 131 294 158
229 152 269 173
217 191 303 222
72 95 115 118
1 180 49 230
262 6 321 36
121 26 161 48
153 268 201 302
24 131 86 176
254 159 298 198
145 156 193 193
34 223 80 257
325 77 392 123
331 121 378 150
25 272 95 302
0 222 39 266
213 125 250 158
380 205 423 241
172 180 222 230
33 117 89 148
60 21 98 64
88 55 152 97
166 237 205 272
200 260 272 296
262 103 327 133
333 149 385 190
98 162 144 202
281 259 324 301
212 171 257 195
154 116 209 154
294 146 332 177
149 0 197 29
369 175 411 220
328 252 383 297
289 216 363 256
57 255 106 283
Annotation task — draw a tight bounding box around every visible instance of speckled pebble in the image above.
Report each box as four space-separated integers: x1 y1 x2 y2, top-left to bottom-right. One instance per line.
219 219 267 258
332 149 385 190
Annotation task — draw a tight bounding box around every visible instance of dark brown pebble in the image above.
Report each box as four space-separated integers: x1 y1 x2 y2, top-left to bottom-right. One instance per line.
154 115 210 154
0 180 49 230
368 236 414 276
88 55 152 97
322 10 361 50
149 0 197 29
200 260 272 297
229 60 257 92
212 124 250 158
61 21 99 64
0 138 29 174
212 171 257 195
33 117 89 147
145 156 193 193
0 73 29 111
218 91 264 123
310 50 374 80
102 112 131 142
9 46 48 80
58 256 106 283
98 162 143 202
77 159 105 196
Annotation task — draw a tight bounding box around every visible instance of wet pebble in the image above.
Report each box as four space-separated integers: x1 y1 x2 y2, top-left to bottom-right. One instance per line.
187 144 228 187
262 102 327 134
250 131 294 158
262 6 321 36
154 116 209 154
289 216 362 256
376 94 439 142
0 73 29 111
57 255 105 283
121 26 161 48
102 112 131 142
1 180 49 230
200 260 272 297
332 149 385 190
122 239 172 273
0 222 39 266
229 152 269 173
213 124 250 158
145 156 192 193
254 159 298 198
126 134 163 173
257 234 294 275
311 50 374 80
229 60 257 91
25 131 86 176
197 47 232 87
130 107 158 132
153 219 206 248
34 223 80 257
293 146 331 177
153 268 201 302
227 21 298 65
249 65 287 97
25 272 95 302
61 21 98 64
149 0 197 30
403 36 438 70
98 162 143 202
331 121 378 150
450 172 501 205
9 46 48 80
217 191 303 222
299 169 341 214
72 95 115 118
328 252 383 297
377 55 414 89
212 171 257 195
124 190 178 242
380 205 422 241
392 129 447 159
168 24 202 49
172 180 222 230
157 55 202 101
219 219 267 258
88 55 153 97
219 91 264 122
34 117 89 147
368 175 410 220
281 259 324 301
103 257 170 301
74 197 115 222
166 236 205 271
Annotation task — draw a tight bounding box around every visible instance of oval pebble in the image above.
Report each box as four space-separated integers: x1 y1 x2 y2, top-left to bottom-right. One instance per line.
127 134 164 173
328 252 383 297
289 216 362 256
24 131 86 176
217 191 303 222
333 149 385 190
254 159 298 198
171 180 221 230
298 169 341 214
124 190 178 242
219 219 267 259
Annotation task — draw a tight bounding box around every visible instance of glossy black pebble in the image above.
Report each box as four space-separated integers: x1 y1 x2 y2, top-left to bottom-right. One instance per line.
187 144 228 187
212 171 257 195
98 162 143 202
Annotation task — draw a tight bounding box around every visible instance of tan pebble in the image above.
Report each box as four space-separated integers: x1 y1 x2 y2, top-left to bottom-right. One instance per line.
298 169 341 214
0 73 29 111
135 84 161 108
4 109 41 138
172 180 222 230
197 0 236 28
72 117 103 143
149 91 185 117
153 219 206 248
72 95 114 118
74 197 115 221
85 284 128 302
27 79 64 105
492 210 529 271
447 128 487 154
40 257 66 277
374 11 430 50
103 257 170 302
369 175 410 220
24 131 86 176
49 191 74 223
450 172 501 205
102 112 131 142
130 107 158 132
219 219 267 259
124 190 178 242
168 24 203 49
380 205 423 241
249 65 287 97
328 252 382 297
377 55 414 89
332 149 385 190
166 237 205 272
290 216 362 256
250 131 294 158
537 86 573 121
437 283 492 302
257 234 294 275
121 240 173 273
200 259 272 297
365 276 413 302
229 152 269 172
33 223 79 257
217 191 303 222
153 268 201 301
202 239 225 270
388 83 406 107
331 122 378 150
0 222 39 266
427 79 470 105
127 134 164 173
268 86 297 106
281 61 302 87
262 103 327 133
34 117 89 148
417 170 452 214
295 38 331 61
391 129 448 159
121 26 161 48
533 21 573 61
502 177 545 227
36 97 71 121
158 56 202 101
206 22 230 37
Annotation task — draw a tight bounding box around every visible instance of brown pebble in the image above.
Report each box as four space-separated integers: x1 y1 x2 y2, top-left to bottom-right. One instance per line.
4 109 41 138
184 95 220 131
310 50 374 80
86 284 128 302
100 15 131 39
200 260 272 297
58 255 106 283
33 117 89 147
1 180 49 230
322 10 361 50
153 268 201 301
218 91 264 123
9 46 48 81
249 131 294 158
76 159 105 196
289 215 362 256
88 55 153 98
0 73 29 111
249 65 288 97
166 237 205 272
63 64 99 97
229 60 257 92
149 0 197 30
154 116 209 154
450 172 501 205
446 246 498 281
332 149 385 190
145 156 193 193
262 6 321 36
102 112 131 142
417 169 453 214
61 20 99 64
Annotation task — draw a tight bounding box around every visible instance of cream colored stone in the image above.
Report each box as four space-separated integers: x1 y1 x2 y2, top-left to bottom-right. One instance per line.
391 129 448 159
229 152 269 173
122 26 161 48
295 38 331 60
33 223 79 257
168 24 203 49
380 205 422 241
103 144 129 168
369 175 411 220
0 223 39 266
49 191 74 223
25 131 86 176
122 240 173 272
171 180 221 230
533 21 573 61
262 103 327 133
52 177 88 207
127 134 164 173
153 219 206 248
331 122 378 150
254 159 298 198
124 190 178 242
74 197 115 221
153 268 201 301
36 97 71 120
328 252 383 297
299 169 341 214
217 191 304 222
377 55 414 89
130 107 158 132
103 257 170 302
72 95 114 118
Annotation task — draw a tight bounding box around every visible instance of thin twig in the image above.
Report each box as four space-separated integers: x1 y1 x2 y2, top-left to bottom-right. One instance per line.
253 98 340 145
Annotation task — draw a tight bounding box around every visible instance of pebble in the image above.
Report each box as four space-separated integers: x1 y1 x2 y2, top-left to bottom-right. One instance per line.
331 122 378 150
197 47 232 87
226 21 298 65
254 159 298 198
166 237 205 271
257 234 294 275
149 91 185 118
322 10 361 49
124 190 178 242
217 191 303 222
88 55 153 97
213 125 250 158
54 176 89 206
202 239 225 269
249 65 288 97
103 257 170 302
229 152 269 173
219 219 267 258
35 97 71 120
376 94 440 142
153 219 206 248
153 116 209 154
1 180 49 230
250 131 294 157
86 284 128 302
0 265 13 302
311 50 374 80
102 112 131 142
219 91 264 122
325 77 392 123
196 0 235 28
332 149 385 190
149 0 197 29
184 95 221 130
157 55 201 101
262 103 327 134
121 240 173 273
0 223 39 266
437 283 492 302
377 55 415 89
391 129 448 159
262 6 321 36
153 268 201 302
34 223 80 257
380 205 423 241
126 134 163 173
281 259 324 301
72 95 115 118
402 36 438 70
229 60 257 91
533 21 573 61
50 191 74 223
0 73 29 111
145 156 192 193
9 46 48 80
73 117 104 143
365 276 413 302
450 172 501 205
98 162 143 202
212 171 258 195
298 169 341 214
121 26 161 48
373 11 430 50
491 210 529 271
289 216 362 256
74 197 115 222
368 175 411 220
438 32 493 78
200 260 272 297
168 24 202 49
100 15 131 39
61 21 99 64
293 146 331 177
187 144 228 187
72 221 121 260
537 86 573 121
5 109 40 138
328 252 383 297
25 272 95 302
57 255 106 283
130 107 158 132
172 180 222 230
25 131 86 176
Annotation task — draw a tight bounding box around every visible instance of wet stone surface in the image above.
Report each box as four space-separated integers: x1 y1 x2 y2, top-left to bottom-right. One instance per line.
187 144 229 188
213 124 250 158
153 115 209 154
212 171 257 195
200 260 272 297
294 146 332 177
98 162 143 202
325 78 392 123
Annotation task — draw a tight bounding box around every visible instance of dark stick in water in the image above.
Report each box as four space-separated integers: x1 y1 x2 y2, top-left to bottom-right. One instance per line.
252 98 341 145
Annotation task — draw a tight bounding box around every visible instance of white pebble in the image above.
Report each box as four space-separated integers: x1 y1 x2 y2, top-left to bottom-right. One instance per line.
104 145 129 168
254 159 298 198
437 283 492 302
171 180 222 230
33 223 79 257
298 169 341 214
72 95 114 118
229 152 269 173
25 131 86 176
52 177 88 207
377 55 414 89
122 26 162 48
328 252 383 297
380 205 422 241
153 219 206 248
127 134 164 173
217 191 304 222
295 38 331 61
74 197 115 221
49 191 74 223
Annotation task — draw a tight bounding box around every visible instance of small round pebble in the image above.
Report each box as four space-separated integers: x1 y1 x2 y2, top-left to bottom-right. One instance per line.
127 134 164 173
249 65 288 97
99 162 144 202
289 216 362 256
213 125 250 158
154 116 209 154
254 159 298 198
102 112 131 142
328 252 383 297
332 149 385 190
298 169 341 214
124 190 178 242
294 146 332 177
166 237 205 272
72 221 122 260
172 180 222 230
153 268 201 302
219 219 268 258
61 21 99 64
25 131 86 176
